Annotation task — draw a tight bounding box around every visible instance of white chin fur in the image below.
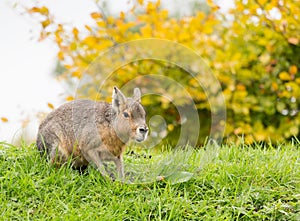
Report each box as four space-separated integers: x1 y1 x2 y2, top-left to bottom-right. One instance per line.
135 133 147 142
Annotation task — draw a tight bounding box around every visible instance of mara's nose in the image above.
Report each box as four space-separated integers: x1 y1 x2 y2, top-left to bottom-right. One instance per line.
138 126 148 134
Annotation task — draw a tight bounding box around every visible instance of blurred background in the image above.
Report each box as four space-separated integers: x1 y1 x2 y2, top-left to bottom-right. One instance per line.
1 0 299 146
0 0 123 143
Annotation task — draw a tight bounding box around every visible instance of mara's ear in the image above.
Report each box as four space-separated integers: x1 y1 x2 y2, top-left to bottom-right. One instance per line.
112 86 126 113
133 88 141 102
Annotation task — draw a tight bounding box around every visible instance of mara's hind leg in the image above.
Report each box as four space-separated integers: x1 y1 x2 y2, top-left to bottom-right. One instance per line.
36 133 54 157
49 144 70 168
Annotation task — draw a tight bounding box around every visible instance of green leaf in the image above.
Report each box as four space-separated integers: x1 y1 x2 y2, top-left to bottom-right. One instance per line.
163 171 194 184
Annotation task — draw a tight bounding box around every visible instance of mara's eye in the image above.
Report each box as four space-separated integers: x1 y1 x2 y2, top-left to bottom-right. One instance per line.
123 112 129 118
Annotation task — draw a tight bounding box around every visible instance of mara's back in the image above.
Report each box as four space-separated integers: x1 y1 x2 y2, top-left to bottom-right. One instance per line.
36 99 112 160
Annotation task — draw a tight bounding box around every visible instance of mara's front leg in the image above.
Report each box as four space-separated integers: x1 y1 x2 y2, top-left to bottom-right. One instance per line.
101 151 124 181
83 148 110 178
114 155 124 181
83 146 124 180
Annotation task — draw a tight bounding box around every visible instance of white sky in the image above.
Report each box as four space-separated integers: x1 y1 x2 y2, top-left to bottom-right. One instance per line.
0 0 233 143
0 0 97 143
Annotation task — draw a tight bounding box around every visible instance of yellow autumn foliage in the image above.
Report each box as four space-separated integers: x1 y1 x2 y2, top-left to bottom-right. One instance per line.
27 0 300 145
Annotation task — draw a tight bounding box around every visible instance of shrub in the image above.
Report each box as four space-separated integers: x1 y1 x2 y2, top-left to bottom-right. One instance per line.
28 0 300 144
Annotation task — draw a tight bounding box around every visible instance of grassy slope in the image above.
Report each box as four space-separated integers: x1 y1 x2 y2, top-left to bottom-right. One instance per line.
0 142 299 220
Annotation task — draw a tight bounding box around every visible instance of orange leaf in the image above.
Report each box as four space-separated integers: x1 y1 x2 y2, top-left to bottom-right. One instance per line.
28 7 40 13
91 12 102 19
28 6 49 15
236 84 246 91
47 103 54 109
1 117 8 123
289 65 298 75
288 37 299 45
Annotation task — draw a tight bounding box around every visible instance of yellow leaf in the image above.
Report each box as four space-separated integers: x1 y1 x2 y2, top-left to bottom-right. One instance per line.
146 2 156 14
64 64 72 69
107 16 115 25
1 117 8 123
57 51 64 60
57 24 63 32
83 36 98 47
168 124 174 131
120 11 125 20
85 25 92 32
279 71 291 81
189 78 198 87
137 0 143 5
72 71 82 78
140 24 152 37
206 0 214 6
96 21 106 27
40 6 49 16
72 28 79 40
55 32 62 44
92 39 113 51
206 0 220 11
178 32 190 42
65 96 74 101
289 65 298 75
156 0 161 7
257 0 268 5
245 135 254 144
202 24 214 34
70 42 77 51
47 103 54 109
271 82 278 91
41 19 51 28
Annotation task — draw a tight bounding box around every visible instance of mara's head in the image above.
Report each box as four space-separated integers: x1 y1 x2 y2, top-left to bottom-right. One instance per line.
112 86 148 143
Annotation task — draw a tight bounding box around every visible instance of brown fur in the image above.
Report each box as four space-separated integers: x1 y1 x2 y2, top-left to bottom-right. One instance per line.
36 87 148 179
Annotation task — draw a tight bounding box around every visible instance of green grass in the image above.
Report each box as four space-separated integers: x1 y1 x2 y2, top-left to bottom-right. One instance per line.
0 141 299 220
